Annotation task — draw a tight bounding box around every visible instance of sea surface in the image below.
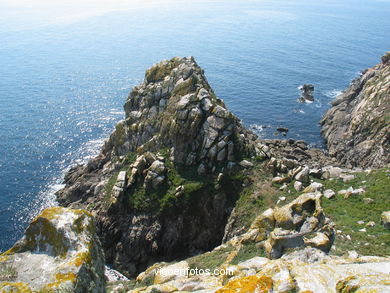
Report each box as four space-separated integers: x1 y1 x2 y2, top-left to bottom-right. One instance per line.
0 0 389 251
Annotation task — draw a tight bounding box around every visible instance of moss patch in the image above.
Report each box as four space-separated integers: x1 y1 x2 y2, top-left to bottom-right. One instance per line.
231 242 264 265
187 245 234 272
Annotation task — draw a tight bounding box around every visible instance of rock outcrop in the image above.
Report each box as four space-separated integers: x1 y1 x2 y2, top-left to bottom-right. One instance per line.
251 193 335 258
129 191 388 293
0 207 105 292
321 52 390 168
132 259 390 292
56 57 268 277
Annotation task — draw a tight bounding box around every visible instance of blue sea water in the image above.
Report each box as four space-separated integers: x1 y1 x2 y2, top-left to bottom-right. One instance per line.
0 0 389 251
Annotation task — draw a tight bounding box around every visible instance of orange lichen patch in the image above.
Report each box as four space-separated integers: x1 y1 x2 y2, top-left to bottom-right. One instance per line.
0 282 32 292
216 275 273 293
43 272 77 289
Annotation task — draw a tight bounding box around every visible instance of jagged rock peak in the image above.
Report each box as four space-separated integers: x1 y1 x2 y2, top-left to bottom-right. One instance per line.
106 56 259 173
321 53 390 168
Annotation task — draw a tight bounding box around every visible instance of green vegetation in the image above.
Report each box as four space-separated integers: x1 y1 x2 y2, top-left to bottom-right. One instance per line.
228 161 278 232
187 245 234 271
0 264 16 281
273 168 390 256
103 152 138 208
231 242 264 265
119 148 245 215
126 152 212 213
103 171 120 209
320 169 390 256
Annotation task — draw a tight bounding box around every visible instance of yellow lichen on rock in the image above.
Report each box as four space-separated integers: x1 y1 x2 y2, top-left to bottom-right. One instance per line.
0 207 105 293
216 275 273 293
42 272 77 290
0 282 32 293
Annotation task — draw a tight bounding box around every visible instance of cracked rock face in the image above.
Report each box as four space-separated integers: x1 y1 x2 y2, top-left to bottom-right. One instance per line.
0 207 105 293
321 52 390 169
55 57 264 277
109 56 259 172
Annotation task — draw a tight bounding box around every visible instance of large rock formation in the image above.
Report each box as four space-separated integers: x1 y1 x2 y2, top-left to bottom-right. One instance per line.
0 207 105 292
56 57 267 277
321 52 390 168
251 193 335 258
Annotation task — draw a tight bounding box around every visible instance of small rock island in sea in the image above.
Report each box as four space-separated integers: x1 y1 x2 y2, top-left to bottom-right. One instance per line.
1 53 389 292
298 84 315 103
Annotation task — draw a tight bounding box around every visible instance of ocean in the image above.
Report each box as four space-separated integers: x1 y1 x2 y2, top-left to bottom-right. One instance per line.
0 0 389 251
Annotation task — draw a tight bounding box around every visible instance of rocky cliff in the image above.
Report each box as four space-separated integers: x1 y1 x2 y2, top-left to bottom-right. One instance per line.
321 52 390 168
56 57 270 277
53 55 390 289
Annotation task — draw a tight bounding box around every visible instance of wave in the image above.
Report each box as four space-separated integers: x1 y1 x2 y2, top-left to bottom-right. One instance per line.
293 109 305 114
324 89 342 99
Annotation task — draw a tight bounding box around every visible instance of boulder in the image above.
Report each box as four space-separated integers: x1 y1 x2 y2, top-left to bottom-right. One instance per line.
272 176 289 184
294 166 310 183
380 211 390 230
323 189 335 199
0 207 105 292
322 166 342 179
303 182 324 193
342 174 355 183
303 232 332 251
239 160 254 168
255 193 335 259
294 181 303 192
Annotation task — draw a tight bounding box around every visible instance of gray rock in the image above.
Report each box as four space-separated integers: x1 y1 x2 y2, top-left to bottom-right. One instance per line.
216 148 226 161
342 174 355 183
294 181 303 192
295 166 310 183
207 115 225 130
320 55 390 169
303 182 324 193
239 160 254 168
323 189 336 199
309 168 323 178
322 166 343 179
